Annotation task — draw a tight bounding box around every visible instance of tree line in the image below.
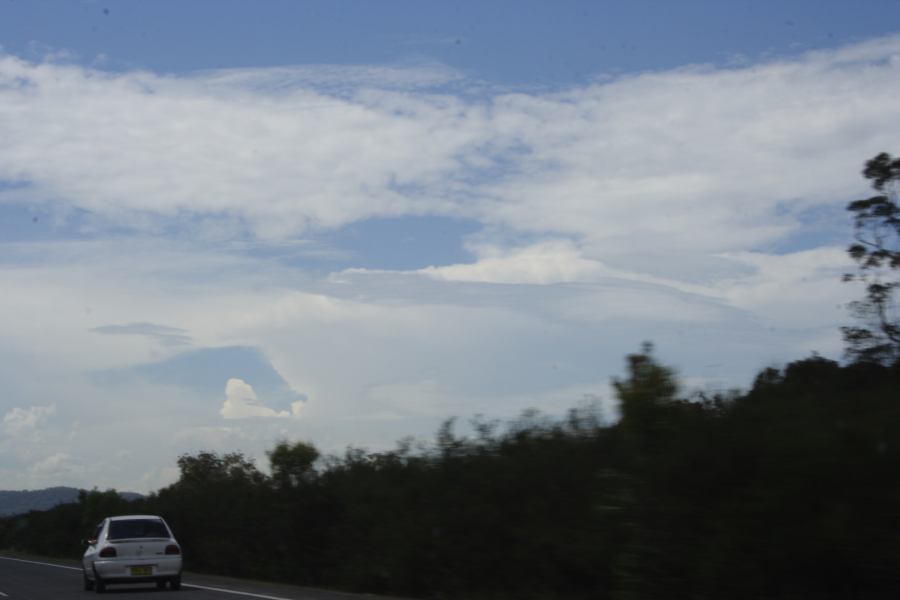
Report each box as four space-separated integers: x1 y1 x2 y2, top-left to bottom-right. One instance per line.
1 153 899 599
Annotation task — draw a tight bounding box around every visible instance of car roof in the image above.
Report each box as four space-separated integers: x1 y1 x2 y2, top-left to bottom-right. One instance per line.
107 515 165 521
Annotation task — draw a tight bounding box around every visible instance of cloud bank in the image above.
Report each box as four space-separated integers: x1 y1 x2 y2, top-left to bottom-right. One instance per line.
1 35 898 260
0 35 895 491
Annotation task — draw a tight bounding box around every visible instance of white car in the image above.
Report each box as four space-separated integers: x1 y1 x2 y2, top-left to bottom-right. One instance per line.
82 514 183 593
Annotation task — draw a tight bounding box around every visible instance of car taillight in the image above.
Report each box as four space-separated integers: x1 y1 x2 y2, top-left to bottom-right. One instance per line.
165 545 181 555
99 547 117 558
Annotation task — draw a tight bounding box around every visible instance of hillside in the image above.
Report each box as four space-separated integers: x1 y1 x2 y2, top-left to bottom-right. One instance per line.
0 487 80 516
0 487 142 516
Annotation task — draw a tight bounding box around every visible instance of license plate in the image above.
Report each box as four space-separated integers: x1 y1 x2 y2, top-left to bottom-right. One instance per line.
130 566 152 577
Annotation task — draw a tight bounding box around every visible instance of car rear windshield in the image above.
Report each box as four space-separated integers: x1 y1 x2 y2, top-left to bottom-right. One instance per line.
108 519 170 540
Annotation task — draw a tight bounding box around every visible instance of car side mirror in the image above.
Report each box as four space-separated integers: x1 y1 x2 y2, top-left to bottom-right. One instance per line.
82 538 96 546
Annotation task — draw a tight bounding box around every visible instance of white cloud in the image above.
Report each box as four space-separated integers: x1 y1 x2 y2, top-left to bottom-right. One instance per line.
365 379 457 419
29 452 83 477
412 239 725 298
418 240 607 284
0 35 895 491
715 247 856 327
0 237 849 490
1 35 898 257
2 405 56 434
0 56 484 238
220 378 302 419
139 466 181 492
411 241 857 332
171 425 251 449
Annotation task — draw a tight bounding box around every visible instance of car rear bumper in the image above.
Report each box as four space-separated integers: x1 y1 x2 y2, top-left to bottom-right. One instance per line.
95 574 178 585
92 557 182 581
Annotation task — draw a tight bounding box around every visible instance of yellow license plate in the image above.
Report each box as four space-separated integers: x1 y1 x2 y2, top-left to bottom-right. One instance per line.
130 566 152 577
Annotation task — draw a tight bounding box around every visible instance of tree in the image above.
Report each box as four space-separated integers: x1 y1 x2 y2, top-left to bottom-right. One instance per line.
842 152 900 364
267 440 320 488
175 451 264 487
613 342 679 438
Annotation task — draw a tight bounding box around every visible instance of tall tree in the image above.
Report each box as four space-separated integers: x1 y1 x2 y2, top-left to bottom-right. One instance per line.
267 440 320 488
842 152 900 364
613 342 679 440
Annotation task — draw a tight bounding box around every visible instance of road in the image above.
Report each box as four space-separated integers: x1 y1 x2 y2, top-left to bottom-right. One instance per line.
0 555 406 600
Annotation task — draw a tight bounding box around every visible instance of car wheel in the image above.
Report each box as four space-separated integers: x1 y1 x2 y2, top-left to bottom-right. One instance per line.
170 576 181 591
83 569 94 591
157 580 167 589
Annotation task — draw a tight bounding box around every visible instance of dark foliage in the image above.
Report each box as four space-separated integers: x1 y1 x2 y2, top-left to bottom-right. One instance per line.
2 349 899 599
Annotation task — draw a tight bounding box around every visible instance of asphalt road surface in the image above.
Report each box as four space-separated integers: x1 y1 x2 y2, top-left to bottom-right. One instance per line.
0 555 407 600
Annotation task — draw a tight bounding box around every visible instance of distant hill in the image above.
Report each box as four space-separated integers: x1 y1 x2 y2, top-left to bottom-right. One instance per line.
0 487 143 516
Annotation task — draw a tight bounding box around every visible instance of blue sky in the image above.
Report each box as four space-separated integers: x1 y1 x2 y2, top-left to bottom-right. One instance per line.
4 1 898 81
1 1 899 492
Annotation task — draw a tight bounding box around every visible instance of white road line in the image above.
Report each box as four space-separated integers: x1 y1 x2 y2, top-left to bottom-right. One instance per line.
0 555 80 571
0 555 296 600
182 583 294 600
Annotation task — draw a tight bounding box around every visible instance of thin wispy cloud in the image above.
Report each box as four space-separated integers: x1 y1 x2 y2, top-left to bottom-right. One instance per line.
197 63 466 93
2 405 56 435
92 322 192 347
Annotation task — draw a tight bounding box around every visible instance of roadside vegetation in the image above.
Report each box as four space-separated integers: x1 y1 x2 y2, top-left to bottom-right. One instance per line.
2 154 899 599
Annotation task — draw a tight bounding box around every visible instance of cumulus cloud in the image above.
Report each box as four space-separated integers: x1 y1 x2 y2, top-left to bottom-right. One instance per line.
220 378 303 419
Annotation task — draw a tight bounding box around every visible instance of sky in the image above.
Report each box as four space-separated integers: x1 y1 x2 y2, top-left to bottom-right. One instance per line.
1 0 899 492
